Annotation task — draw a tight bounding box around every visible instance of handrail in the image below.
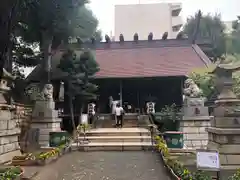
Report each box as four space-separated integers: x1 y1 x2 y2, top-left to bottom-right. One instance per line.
148 114 155 125
91 114 99 129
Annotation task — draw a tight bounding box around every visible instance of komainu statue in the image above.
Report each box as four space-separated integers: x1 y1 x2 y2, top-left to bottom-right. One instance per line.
42 84 53 100
183 78 203 98
25 83 53 101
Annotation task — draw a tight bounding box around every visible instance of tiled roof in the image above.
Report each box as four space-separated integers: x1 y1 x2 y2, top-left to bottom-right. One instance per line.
26 39 212 81
94 45 211 78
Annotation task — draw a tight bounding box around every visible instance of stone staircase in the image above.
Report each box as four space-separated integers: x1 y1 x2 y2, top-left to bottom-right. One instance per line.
96 114 139 128
73 127 153 151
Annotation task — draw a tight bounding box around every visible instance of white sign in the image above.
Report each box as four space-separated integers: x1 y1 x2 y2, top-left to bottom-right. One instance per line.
196 150 220 170
81 114 88 124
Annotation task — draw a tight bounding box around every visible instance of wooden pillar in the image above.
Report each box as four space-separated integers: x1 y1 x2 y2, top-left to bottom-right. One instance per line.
120 79 123 106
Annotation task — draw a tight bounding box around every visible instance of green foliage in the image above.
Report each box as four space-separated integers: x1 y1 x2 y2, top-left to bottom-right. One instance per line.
190 61 240 99
93 30 103 42
228 169 240 180
0 166 22 179
230 17 240 54
183 12 226 61
18 0 98 46
58 49 99 101
13 37 40 67
156 104 181 132
189 71 215 98
155 136 212 180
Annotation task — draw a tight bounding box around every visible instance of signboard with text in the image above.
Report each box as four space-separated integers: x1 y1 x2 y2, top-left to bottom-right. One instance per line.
196 149 220 171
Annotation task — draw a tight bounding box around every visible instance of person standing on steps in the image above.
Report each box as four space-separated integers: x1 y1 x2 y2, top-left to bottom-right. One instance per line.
114 103 124 128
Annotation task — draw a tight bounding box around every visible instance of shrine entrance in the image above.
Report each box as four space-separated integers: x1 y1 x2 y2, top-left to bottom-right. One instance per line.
95 76 184 114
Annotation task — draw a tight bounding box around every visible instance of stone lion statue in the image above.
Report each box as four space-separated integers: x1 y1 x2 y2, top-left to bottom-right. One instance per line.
42 84 53 100
25 83 53 101
183 78 203 98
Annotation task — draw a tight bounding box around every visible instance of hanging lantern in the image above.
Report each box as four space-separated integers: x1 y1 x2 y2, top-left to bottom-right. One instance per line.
88 103 96 116
146 102 155 114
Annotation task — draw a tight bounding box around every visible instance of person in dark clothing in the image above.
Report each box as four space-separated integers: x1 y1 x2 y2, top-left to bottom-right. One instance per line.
114 103 124 127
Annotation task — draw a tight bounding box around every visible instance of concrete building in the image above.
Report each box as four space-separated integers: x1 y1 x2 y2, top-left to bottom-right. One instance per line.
114 3 183 40
224 21 233 34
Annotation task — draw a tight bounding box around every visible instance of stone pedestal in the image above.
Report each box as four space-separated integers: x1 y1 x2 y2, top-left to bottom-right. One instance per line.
31 100 62 146
181 97 210 149
0 74 21 163
0 109 21 163
207 99 240 168
183 97 209 117
206 63 240 169
180 116 211 149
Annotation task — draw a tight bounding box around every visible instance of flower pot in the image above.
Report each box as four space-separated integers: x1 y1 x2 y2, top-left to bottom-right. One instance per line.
37 159 46 166
11 159 37 166
163 131 184 149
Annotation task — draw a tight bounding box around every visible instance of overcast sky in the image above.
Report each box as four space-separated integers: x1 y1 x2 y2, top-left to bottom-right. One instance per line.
89 0 239 35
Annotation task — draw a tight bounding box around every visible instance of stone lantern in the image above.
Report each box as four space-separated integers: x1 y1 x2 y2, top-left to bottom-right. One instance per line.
206 63 240 169
0 68 21 163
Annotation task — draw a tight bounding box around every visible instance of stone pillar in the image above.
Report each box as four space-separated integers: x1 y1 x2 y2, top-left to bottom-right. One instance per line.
181 97 210 149
206 64 240 169
31 84 62 146
0 73 20 163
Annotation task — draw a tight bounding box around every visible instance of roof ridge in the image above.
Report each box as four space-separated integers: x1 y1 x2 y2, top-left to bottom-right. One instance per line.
191 44 212 67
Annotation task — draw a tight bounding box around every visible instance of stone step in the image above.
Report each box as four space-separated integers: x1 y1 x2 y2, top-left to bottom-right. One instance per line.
72 142 153 151
100 119 138 128
85 128 150 136
77 136 152 143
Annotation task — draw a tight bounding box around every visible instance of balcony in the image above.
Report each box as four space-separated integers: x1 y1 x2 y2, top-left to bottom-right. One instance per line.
171 3 182 17
172 24 182 32
172 16 183 28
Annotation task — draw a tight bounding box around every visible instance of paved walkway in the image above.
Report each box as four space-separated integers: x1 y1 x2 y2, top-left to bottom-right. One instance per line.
33 151 170 180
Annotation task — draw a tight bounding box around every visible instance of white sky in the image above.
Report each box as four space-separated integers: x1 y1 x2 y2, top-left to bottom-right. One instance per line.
89 0 239 35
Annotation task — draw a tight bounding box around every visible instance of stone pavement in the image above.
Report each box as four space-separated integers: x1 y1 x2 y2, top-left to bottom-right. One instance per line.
33 151 171 180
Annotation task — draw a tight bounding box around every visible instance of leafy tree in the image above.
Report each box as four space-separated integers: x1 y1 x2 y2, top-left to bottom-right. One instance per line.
189 67 215 98
75 50 99 116
0 0 26 78
19 0 98 84
58 49 99 132
190 59 240 99
93 30 103 42
229 16 240 54
184 12 226 62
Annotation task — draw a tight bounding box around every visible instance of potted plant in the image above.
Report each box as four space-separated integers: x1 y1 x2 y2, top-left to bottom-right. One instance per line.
156 104 183 149
36 150 57 165
0 166 23 180
12 153 37 166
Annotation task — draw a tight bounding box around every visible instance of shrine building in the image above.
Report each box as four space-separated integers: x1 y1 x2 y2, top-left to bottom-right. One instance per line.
27 36 212 116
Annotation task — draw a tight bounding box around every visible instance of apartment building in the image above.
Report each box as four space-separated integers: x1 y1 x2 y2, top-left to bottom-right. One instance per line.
224 21 233 34
114 3 183 40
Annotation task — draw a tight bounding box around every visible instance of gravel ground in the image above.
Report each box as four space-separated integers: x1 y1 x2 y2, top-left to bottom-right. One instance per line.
33 151 171 180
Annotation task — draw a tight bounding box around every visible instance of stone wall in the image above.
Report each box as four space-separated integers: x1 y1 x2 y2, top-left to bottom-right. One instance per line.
180 116 211 149
0 109 21 164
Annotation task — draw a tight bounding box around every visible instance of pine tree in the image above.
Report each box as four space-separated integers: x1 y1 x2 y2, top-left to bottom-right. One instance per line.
58 49 99 132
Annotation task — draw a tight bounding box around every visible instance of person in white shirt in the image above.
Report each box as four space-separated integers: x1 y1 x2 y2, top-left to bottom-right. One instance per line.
114 103 124 127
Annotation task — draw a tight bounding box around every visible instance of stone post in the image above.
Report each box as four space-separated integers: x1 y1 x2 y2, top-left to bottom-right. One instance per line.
0 69 20 163
206 63 240 169
31 84 62 146
181 97 211 149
